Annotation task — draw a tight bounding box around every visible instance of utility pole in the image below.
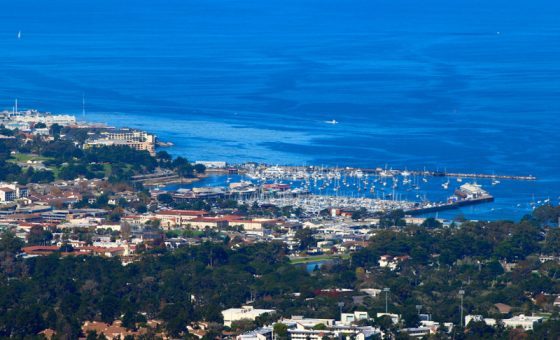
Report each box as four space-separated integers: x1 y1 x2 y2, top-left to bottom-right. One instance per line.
459 290 465 328
383 288 390 314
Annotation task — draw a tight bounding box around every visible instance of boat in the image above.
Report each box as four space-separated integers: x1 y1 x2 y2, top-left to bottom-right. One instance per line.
325 119 339 124
17 31 21 39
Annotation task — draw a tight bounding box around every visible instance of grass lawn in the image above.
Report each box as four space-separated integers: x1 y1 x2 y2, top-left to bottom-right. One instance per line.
289 253 350 264
9 153 52 163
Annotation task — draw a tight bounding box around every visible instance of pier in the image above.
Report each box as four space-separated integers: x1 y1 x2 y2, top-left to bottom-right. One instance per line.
241 164 537 181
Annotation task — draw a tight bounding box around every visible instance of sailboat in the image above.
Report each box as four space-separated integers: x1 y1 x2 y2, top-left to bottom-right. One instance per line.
325 119 339 125
17 31 21 39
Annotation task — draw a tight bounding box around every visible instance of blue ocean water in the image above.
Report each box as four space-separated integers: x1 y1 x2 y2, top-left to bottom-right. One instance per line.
0 0 559 220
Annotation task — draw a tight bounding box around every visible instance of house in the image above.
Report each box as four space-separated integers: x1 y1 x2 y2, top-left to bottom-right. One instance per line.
494 303 512 314
81 320 142 339
553 296 560 308
38 329 55 339
22 245 60 256
360 288 382 297
221 306 276 327
378 255 409 270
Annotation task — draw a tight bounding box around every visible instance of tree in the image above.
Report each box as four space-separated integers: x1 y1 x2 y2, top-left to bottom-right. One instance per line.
156 151 172 162
27 226 53 245
157 193 174 205
0 231 24 254
50 123 63 138
230 319 257 333
533 205 560 226
544 228 560 255
295 228 316 251
273 323 288 339
177 164 195 178
59 243 74 252
421 217 442 229
352 207 368 221
172 156 189 168
160 303 193 337
194 163 206 174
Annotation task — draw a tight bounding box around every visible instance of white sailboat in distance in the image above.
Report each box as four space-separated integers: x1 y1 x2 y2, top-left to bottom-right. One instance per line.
325 119 339 124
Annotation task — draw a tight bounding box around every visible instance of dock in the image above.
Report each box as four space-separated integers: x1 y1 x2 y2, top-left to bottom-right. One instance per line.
244 164 537 181
405 195 495 215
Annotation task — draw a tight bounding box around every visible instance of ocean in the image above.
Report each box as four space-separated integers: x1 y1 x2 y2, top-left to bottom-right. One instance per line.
1 0 559 220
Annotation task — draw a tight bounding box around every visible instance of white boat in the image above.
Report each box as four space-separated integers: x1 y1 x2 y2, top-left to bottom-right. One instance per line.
325 119 339 124
17 31 21 39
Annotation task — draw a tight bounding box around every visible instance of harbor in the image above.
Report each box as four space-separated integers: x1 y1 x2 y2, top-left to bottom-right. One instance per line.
158 163 510 218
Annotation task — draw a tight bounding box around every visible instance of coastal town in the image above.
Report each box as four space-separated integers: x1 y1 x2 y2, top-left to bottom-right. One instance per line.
1 108 560 339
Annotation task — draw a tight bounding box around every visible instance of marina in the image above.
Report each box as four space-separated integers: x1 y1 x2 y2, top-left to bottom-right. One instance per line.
160 164 505 218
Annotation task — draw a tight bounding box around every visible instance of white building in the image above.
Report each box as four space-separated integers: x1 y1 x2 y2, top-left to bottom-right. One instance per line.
465 315 497 327
376 313 400 325
7 110 76 127
288 326 380 340
465 314 543 331
502 315 543 331
85 130 156 155
0 183 28 202
340 311 369 325
221 306 276 327
236 327 273 340
360 288 382 297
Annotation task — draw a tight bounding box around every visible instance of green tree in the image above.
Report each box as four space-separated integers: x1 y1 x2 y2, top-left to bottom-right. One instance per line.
295 228 316 251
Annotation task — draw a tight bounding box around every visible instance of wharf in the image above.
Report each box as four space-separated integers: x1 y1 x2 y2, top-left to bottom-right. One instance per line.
252 165 536 181
405 195 495 215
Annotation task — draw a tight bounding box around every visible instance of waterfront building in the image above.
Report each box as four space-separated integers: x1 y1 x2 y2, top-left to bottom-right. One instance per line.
195 161 227 169
84 129 156 155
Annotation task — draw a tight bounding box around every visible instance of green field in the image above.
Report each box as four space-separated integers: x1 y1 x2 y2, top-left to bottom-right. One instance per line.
289 253 350 264
9 153 52 163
